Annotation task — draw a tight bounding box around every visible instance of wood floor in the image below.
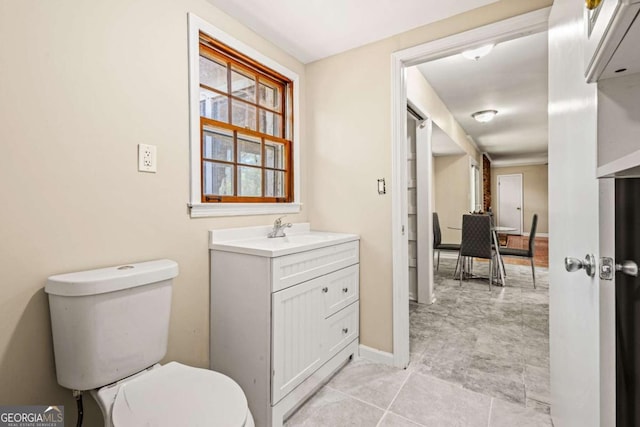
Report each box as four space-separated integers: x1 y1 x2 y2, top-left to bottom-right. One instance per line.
500 235 548 268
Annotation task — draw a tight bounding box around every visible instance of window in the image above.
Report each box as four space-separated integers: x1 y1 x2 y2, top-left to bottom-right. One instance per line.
470 159 482 212
188 14 300 217
199 33 293 203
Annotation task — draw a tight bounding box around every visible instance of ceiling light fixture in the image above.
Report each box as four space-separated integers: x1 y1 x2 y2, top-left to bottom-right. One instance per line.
471 110 498 123
461 44 495 61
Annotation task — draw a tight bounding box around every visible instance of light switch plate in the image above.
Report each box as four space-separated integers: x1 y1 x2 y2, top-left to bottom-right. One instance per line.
138 144 157 173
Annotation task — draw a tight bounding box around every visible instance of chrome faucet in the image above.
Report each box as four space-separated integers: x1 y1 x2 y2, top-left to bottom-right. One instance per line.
267 216 293 238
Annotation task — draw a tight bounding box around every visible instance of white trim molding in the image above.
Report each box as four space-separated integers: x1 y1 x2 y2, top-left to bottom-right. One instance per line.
358 344 395 366
187 13 301 218
390 7 550 369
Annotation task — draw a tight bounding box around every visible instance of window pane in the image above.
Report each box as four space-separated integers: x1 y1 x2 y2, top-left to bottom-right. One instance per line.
259 81 281 111
238 134 261 166
231 66 256 102
238 166 262 197
265 170 285 197
232 100 257 131
203 161 234 196
260 110 282 137
203 127 234 162
265 141 285 169
199 55 227 92
200 88 228 123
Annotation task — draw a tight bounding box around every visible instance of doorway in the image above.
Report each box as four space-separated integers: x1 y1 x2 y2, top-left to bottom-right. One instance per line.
390 6 550 370
497 174 523 235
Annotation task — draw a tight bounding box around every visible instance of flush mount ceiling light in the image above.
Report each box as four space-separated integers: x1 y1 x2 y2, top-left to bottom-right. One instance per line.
461 44 495 61
471 110 498 123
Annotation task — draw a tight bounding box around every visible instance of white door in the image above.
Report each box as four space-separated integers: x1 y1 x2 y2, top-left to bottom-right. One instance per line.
407 111 434 304
497 174 523 234
548 0 614 426
407 114 418 301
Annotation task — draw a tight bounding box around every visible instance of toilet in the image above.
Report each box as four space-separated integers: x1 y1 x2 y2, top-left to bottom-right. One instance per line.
45 259 254 427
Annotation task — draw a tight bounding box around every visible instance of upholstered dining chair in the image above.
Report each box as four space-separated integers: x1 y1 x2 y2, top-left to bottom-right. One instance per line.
499 214 538 288
432 212 461 271
458 214 496 290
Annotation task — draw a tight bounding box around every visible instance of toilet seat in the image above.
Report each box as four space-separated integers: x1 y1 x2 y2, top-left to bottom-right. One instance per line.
110 362 250 427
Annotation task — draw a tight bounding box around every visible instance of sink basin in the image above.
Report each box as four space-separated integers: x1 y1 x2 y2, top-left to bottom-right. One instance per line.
209 224 359 257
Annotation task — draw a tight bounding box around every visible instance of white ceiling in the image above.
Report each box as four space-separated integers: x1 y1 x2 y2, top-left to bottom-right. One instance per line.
416 30 549 166
207 0 498 64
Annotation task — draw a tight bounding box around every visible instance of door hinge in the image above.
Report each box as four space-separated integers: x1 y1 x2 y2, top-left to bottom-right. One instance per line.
402 225 405 235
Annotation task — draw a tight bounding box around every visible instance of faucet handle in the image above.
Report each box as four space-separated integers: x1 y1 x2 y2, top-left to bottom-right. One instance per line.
274 216 286 226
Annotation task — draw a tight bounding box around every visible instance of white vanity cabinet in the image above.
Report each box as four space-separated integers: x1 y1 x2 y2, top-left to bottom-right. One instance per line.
209 226 359 427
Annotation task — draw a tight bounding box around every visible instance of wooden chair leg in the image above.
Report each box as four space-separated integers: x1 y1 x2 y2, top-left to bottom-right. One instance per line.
530 258 536 289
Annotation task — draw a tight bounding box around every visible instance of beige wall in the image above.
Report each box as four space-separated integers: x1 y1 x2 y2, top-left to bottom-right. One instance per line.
491 164 549 234
407 68 479 160
306 0 551 353
433 155 473 244
407 68 480 245
0 0 306 423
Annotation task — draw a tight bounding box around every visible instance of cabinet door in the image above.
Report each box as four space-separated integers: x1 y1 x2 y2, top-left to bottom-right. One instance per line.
584 0 640 81
271 278 325 405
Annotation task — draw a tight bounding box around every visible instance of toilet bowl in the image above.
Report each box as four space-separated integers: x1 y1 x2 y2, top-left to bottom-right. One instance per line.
91 362 254 427
44 259 254 427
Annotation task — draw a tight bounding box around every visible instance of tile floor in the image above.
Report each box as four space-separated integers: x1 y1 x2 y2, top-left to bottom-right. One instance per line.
285 258 552 426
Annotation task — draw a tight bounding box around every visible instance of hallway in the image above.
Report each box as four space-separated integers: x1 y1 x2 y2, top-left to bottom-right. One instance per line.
285 259 552 426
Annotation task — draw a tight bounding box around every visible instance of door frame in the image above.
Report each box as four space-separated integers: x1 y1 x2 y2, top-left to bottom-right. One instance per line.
390 8 550 368
496 173 524 235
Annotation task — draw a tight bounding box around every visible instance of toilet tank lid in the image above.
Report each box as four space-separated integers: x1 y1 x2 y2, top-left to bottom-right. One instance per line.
45 259 179 297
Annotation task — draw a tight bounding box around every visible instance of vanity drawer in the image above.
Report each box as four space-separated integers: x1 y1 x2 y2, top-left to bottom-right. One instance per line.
321 265 359 318
272 241 359 292
324 302 359 359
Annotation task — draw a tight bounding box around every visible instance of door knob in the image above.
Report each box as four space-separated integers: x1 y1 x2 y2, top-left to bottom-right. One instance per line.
564 254 596 277
616 260 638 277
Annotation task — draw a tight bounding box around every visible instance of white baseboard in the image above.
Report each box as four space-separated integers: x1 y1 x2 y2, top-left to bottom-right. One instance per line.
523 232 548 237
358 344 395 366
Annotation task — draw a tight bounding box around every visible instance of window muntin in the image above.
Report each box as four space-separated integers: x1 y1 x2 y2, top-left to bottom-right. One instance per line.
198 35 292 203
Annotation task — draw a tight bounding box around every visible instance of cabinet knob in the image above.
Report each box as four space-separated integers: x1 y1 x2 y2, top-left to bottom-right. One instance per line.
322 287 328 293
342 327 349 334
342 287 348 293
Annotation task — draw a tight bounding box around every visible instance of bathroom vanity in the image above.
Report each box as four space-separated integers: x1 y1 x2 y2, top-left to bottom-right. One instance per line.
209 223 360 427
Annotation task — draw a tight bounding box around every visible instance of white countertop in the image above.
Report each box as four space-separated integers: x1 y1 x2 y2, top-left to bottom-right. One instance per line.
209 223 359 257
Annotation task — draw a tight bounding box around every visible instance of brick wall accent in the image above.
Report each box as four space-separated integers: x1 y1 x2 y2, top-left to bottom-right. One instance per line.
482 154 491 211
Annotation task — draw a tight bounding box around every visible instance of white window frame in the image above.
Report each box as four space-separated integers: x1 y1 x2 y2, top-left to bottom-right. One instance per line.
469 157 481 212
187 13 301 217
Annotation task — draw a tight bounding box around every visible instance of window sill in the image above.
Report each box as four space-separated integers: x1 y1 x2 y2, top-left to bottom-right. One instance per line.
189 202 302 218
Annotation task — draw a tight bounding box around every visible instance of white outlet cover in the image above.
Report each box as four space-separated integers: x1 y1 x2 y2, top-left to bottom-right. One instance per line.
138 144 157 173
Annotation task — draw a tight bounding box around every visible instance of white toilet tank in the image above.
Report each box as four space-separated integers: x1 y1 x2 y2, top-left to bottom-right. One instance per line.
45 259 179 391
